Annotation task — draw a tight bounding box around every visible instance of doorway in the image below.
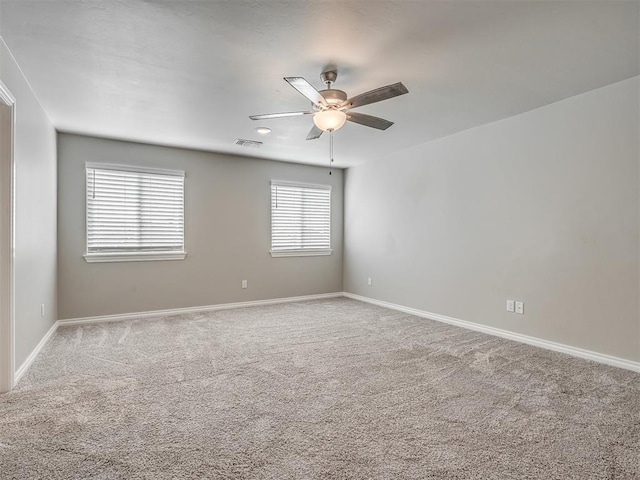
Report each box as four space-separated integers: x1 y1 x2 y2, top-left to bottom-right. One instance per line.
0 81 15 393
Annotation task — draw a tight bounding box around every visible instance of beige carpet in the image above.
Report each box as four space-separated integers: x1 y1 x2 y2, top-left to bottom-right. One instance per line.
0 297 638 479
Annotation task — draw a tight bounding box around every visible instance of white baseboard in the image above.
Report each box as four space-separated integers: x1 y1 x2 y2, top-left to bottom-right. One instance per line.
14 320 59 384
343 292 640 373
16 291 639 387
57 292 344 326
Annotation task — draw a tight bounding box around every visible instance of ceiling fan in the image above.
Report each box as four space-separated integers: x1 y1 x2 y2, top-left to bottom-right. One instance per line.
249 70 409 140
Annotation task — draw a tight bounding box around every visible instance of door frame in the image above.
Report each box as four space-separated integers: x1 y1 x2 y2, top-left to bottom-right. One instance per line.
0 80 16 393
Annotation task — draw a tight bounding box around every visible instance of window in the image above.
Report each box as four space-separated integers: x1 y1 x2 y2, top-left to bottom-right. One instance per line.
270 180 332 257
85 163 185 262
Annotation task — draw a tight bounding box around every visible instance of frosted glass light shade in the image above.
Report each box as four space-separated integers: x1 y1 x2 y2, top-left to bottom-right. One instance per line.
313 109 347 132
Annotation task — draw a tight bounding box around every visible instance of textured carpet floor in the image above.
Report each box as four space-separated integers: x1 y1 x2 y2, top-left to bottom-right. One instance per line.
0 298 638 479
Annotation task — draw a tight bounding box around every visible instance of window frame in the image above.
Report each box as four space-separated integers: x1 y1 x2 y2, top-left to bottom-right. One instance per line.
270 179 332 258
84 162 186 263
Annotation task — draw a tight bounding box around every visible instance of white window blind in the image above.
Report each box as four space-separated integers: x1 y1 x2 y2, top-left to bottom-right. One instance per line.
270 180 332 257
85 163 185 262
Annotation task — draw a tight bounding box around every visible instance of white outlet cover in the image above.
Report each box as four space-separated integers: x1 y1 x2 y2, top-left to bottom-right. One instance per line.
367 277 372 286
515 301 524 314
506 300 515 312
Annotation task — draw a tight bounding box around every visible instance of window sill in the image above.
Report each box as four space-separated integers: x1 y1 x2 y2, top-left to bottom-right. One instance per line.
270 249 333 258
84 252 187 263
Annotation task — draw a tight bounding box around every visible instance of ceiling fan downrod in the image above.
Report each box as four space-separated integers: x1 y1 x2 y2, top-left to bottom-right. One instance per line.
320 70 337 89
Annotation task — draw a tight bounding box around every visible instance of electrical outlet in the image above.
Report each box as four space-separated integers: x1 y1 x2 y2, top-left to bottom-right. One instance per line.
41 304 45 317
241 280 247 289
506 300 515 312
367 277 372 286
515 301 524 314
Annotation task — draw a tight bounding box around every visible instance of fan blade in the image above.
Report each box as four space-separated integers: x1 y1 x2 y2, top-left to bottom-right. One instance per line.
344 82 408 109
284 77 327 107
306 124 324 140
249 111 314 120
346 112 394 130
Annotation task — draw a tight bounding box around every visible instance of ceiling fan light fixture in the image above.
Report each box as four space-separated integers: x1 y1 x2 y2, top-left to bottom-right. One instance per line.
255 126 271 134
313 109 347 132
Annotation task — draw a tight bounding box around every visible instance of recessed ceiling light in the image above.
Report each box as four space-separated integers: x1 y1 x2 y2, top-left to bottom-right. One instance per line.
255 127 271 135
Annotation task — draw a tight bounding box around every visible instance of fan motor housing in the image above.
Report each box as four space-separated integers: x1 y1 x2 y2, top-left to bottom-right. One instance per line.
319 89 347 106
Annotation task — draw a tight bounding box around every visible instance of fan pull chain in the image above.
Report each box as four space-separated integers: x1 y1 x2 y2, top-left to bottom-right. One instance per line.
329 130 334 175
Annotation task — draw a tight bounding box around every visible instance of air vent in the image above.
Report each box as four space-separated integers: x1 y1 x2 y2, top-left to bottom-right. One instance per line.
234 138 263 148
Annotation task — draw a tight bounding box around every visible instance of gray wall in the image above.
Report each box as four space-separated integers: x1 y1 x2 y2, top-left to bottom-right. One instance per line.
0 38 58 368
58 134 343 319
344 77 640 362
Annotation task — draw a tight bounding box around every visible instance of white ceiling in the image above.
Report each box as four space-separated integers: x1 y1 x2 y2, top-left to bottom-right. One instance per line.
1 1 638 168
